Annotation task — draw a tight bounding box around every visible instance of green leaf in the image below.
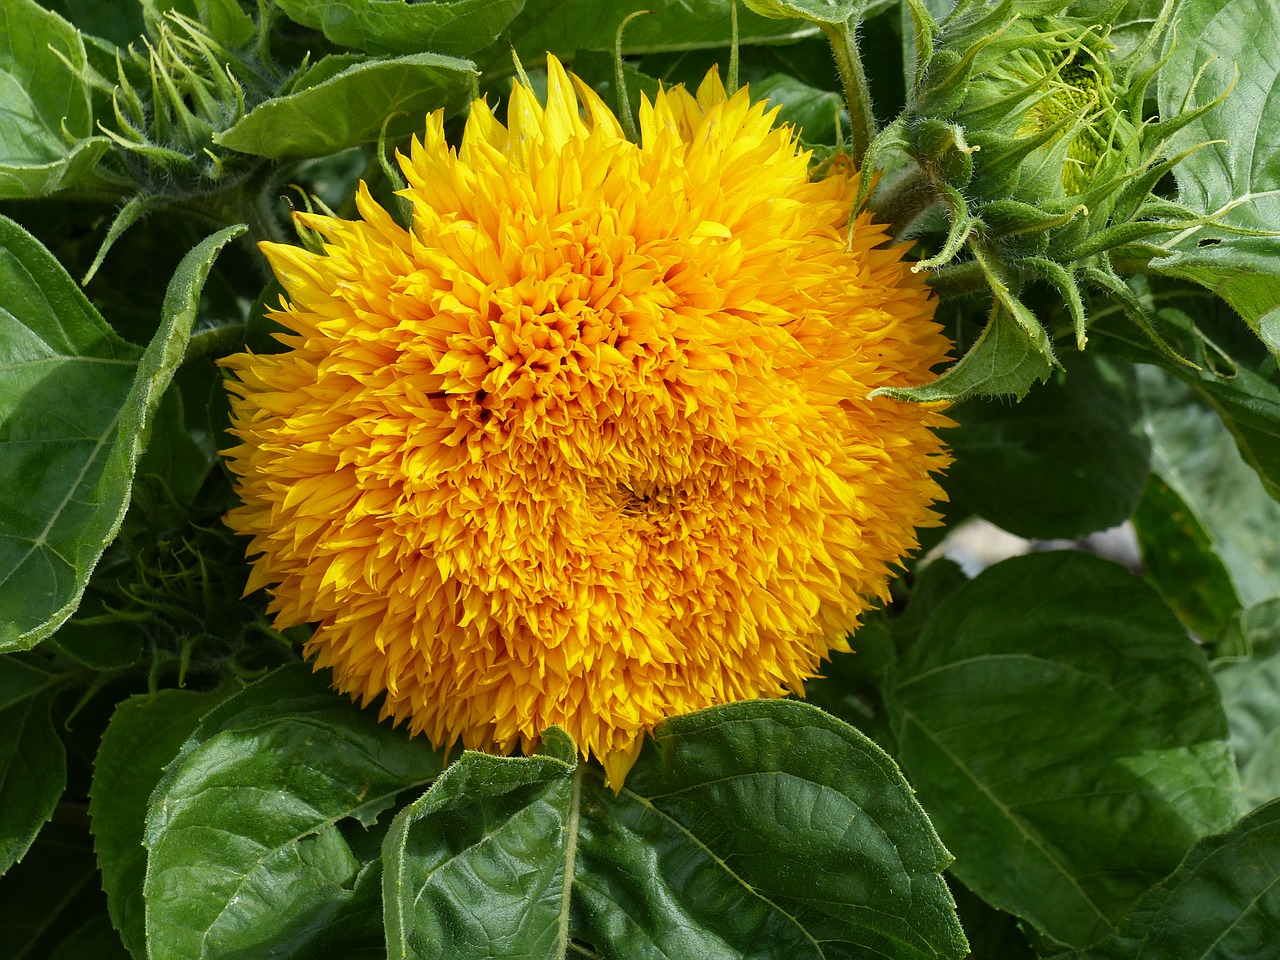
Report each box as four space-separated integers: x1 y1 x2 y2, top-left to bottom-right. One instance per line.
1131 473 1241 640
1140 365 1280 606
1151 240 1280 353
275 0 524 56
1092 296 1280 502
215 53 477 159
141 0 256 46
48 915 132 960
0 220 244 652
43 0 145 46
948 879 1037 960
943 352 1150 539
143 664 445 960
750 72 845 145
887 551 1243 950
1190 354 1280 503
740 0 859 23
0 818 104 958
0 0 113 198
494 0 819 67
1067 798 1280 960
1214 600 1280 810
1151 0 1280 349
383 751 574 959
874 302 1055 402
0 658 66 874
384 700 968 960
90 688 226 959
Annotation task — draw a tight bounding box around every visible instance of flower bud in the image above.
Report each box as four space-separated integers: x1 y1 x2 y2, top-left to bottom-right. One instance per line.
105 12 255 192
932 13 1138 208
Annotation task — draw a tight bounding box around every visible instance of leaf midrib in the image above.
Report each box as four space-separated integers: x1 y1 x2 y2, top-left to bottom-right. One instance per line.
899 706 1112 940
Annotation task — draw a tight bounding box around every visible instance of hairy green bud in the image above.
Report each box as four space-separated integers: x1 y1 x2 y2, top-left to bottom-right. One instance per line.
872 0 1236 398
914 9 1139 214
103 12 264 194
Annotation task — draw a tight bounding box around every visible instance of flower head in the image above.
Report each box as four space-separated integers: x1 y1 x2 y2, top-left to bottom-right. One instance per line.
221 56 951 786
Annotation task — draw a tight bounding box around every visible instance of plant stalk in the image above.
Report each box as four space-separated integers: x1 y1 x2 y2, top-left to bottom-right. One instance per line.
821 18 876 166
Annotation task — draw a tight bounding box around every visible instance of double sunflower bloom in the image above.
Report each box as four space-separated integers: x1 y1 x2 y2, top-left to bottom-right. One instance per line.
221 56 951 787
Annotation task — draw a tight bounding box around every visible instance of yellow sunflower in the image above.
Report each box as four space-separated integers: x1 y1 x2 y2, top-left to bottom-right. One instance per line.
221 55 952 787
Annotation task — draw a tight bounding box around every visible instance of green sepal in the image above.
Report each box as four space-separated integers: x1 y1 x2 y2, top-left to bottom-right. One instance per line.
1056 218 1186 263
1023 256 1088 348
82 193 167 286
912 118 977 187
1083 263 1195 369
855 114 908 213
979 198 1082 239
914 182 978 270
874 299 1054 402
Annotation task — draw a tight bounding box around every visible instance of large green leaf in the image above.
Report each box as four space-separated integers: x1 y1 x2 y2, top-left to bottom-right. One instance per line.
0 0 112 198
1068 798 1280 960
1092 294 1280 503
275 0 524 56
0 220 244 652
1151 0 1280 349
0 818 104 958
1214 600 1280 810
143 665 445 960
1190 354 1280 502
382 740 572 959
943 353 1150 539
1131 473 1241 640
494 0 818 67
90 688 227 959
0 657 66 874
215 54 477 159
1139 365 1280 606
48 915 133 960
44 0 144 46
887 551 1242 950
384 701 968 960
750 72 846 145
740 0 859 23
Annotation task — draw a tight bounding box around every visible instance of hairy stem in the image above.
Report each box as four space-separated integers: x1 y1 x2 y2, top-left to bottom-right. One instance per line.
555 764 585 960
821 18 876 165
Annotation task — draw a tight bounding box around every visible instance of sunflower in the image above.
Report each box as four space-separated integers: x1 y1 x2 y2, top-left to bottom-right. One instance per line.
221 56 952 787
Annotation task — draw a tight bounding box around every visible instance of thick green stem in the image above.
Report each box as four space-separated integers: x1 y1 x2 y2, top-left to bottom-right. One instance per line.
821 18 876 166
555 764 585 960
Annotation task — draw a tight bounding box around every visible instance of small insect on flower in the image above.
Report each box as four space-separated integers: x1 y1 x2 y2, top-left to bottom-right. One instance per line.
220 55 952 788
